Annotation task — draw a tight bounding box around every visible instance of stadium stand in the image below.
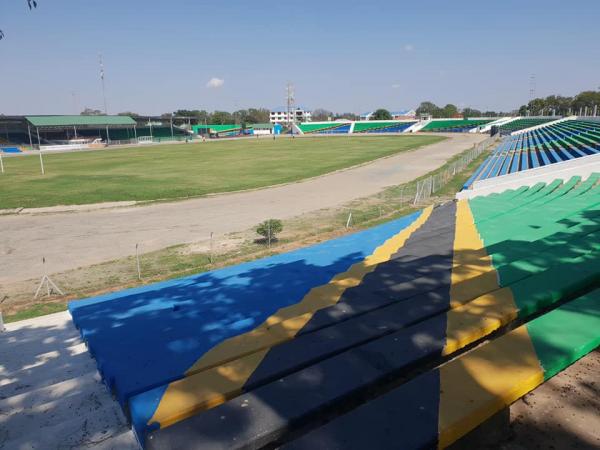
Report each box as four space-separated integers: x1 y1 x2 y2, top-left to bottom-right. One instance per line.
498 117 557 134
67 171 600 449
297 122 352 134
421 119 493 132
352 121 415 133
192 124 247 137
464 119 600 188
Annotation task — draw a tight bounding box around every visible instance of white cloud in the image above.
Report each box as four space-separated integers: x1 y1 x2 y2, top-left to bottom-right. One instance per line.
206 77 225 89
403 44 414 52
391 84 401 89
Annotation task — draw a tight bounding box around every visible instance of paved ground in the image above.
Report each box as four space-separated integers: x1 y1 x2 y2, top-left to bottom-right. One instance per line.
503 348 600 450
0 133 486 283
0 311 139 450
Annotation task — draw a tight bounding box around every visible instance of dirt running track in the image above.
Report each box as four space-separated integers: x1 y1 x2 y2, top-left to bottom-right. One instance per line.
0 133 486 284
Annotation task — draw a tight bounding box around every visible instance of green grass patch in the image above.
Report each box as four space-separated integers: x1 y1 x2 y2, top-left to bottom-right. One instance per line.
5 301 67 323
0 136 444 209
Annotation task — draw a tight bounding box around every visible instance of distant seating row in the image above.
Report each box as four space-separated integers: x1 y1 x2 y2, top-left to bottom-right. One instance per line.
464 119 600 188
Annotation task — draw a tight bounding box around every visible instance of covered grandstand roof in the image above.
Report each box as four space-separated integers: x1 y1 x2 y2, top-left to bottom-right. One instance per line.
26 115 137 128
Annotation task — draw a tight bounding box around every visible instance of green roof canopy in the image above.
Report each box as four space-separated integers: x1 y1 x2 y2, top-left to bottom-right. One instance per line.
26 115 136 128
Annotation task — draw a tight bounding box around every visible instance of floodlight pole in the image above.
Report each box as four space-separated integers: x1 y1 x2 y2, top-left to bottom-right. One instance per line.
27 123 33 149
39 150 45 175
99 53 108 114
36 127 45 175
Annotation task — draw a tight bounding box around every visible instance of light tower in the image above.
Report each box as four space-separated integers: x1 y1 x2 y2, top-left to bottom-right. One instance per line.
99 53 108 115
286 82 295 126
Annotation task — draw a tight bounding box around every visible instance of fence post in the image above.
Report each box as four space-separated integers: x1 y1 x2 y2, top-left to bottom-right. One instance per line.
135 243 141 280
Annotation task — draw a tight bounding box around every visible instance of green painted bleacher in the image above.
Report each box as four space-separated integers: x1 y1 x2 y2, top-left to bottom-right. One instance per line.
421 119 492 132
352 121 405 132
499 117 556 133
298 123 346 133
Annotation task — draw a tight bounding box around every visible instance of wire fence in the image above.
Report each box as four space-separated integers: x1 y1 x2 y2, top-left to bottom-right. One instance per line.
2 135 500 316
412 135 497 206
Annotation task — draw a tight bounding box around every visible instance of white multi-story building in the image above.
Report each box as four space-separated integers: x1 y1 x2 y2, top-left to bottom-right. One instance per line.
270 107 312 124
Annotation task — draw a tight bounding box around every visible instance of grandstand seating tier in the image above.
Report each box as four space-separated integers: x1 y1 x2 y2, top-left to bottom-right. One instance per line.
421 119 493 132
498 117 557 134
464 119 600 189
68 174 600 449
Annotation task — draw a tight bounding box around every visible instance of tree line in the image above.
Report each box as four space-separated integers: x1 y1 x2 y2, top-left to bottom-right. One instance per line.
517 90 600 116
80 108 271 125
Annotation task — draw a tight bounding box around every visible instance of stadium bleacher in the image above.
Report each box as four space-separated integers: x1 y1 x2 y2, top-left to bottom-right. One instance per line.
297 123 352 134
498 117 557 134
353 121 415 133
464 119 600 188
421 119 493 132
68 171 600 449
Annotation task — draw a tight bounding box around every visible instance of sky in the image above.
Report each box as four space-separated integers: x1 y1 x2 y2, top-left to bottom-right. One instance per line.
1 0 599 115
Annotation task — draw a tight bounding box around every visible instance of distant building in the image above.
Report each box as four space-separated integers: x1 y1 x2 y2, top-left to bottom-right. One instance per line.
270 106 312 124
360 109 416 120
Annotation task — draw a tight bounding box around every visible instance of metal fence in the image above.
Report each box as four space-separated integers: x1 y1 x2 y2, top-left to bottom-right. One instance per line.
413 136 498 206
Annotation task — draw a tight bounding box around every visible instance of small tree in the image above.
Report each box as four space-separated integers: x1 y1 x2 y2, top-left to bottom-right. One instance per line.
371 109 392 120
256 219 283 246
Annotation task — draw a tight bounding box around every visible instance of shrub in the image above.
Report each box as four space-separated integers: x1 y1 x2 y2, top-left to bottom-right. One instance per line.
256 219 283 244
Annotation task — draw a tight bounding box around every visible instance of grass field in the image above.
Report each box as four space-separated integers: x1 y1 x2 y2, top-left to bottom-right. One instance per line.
0 135 444 209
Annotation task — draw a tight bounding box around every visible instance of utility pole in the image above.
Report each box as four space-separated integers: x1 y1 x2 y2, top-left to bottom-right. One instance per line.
286 82 295 132
529 74 536 101
99 53 108 114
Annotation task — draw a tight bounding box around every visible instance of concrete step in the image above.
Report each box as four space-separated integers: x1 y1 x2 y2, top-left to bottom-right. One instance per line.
0 400 130 449
0 371 100 418
0 347 98 399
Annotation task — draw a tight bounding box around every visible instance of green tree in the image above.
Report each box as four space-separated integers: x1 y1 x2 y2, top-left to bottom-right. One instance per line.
371 109 392 120
416 101 441 117
244 108 270 124
256 219 283 246
461 107 482 118
210 111 234 124
80 108 103 116
440 104 459 118
572 91 600 115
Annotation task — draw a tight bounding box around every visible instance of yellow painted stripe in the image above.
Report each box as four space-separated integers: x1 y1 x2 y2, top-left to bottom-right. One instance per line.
449 200 499 307
438 325 544 448
149 206 434 428
444 200 518 356
443 287 518 356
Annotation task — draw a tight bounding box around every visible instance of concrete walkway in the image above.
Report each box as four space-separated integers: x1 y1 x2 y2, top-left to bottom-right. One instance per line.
0 133 485 283
0 311 139 449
